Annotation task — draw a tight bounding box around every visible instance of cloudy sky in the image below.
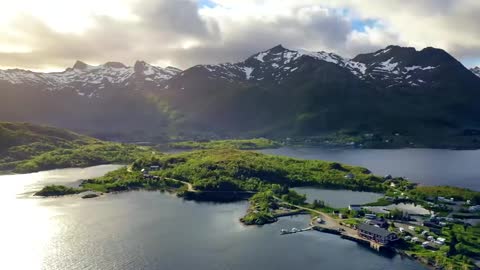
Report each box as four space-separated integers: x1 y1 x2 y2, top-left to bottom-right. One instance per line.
1 0 479 71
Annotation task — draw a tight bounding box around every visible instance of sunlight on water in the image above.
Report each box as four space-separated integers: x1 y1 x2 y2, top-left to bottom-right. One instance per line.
0 165 123 270
0 173 58 270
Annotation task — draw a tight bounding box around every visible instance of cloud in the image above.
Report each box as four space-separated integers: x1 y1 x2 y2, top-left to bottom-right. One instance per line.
0 0 220 70
0 0 479 70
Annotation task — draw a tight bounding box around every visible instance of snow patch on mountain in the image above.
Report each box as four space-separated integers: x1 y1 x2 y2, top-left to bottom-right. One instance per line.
0 61 182 96
373 48 391 57
243 67 254 79
470 66 480 77
375 58 399 72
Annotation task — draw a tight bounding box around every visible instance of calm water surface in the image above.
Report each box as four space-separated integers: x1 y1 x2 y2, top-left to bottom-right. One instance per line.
1 165 427 270
261 147 480 190
292 187 383 208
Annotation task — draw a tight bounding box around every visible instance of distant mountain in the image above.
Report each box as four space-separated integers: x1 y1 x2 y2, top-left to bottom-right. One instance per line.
354 46 480 90
471 66 480 77
0 61 181 139
160 44 480 136
0 60 181 97
1 45 480 143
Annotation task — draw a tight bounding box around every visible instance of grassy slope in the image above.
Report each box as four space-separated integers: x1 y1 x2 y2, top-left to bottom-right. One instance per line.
128 149 385 192
0 122 150 173
411 186 480 203
37 148 386 197
168 138 281 150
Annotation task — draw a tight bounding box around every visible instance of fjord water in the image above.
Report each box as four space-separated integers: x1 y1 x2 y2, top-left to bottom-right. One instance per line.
261 147 480 191
293 187 383 208
2 165 427 270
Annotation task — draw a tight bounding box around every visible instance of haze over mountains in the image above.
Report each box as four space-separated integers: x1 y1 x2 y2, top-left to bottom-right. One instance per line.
1 45 480 141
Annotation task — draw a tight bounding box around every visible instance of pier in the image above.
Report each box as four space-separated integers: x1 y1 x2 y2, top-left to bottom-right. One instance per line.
340 233 386 251
280 226 313 235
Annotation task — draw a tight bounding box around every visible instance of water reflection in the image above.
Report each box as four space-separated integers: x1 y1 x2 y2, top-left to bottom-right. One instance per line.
261 147 480 190
0 165 123 270
292 187 383 208
0 165 427 270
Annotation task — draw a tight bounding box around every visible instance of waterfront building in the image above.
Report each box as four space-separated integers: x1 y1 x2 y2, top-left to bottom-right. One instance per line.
357 223 398 245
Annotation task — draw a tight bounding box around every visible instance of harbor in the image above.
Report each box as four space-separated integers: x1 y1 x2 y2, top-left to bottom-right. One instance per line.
280 226 313 235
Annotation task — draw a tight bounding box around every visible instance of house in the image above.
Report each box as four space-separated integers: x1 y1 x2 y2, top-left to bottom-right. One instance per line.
423 221 442 229
344 173 355 180
357 223 398 245
348 204 363 212
365 219 389 229
365 214 377 220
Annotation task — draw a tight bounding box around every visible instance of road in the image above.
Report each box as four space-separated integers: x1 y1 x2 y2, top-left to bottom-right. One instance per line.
164 177 195 192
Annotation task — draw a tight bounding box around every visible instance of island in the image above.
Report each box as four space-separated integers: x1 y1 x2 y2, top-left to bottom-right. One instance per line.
3 122 473 270
34 147 480 269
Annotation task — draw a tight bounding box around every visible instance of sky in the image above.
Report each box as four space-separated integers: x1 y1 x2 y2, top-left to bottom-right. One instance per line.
0 0 479 71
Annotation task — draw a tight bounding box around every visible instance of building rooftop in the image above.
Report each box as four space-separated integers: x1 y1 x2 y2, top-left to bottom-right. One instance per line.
358 223 395 238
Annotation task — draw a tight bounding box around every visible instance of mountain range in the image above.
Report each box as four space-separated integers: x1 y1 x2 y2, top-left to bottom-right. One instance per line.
1 45 480 143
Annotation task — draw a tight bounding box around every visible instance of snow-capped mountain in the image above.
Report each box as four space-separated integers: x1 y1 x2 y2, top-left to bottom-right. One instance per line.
471 66 480 77
241 44 367 80
0 61 181 98
2 44 476 97
1 44 479 140
167 44 479 92
351 45 477 89
174 45 365 84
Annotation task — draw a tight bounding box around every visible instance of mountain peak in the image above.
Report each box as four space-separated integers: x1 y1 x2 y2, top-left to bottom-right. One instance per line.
103 62 127 69
471 66 480 77
72 60 89 70
134 60 148 73
269 44 287 53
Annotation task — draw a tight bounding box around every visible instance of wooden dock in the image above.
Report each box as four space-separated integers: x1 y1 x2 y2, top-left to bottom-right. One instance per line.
340 233 386 252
